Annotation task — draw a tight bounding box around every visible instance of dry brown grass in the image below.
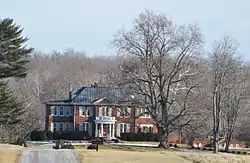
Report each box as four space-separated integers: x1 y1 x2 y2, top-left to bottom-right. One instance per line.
75 145 250 163
0 144 23 163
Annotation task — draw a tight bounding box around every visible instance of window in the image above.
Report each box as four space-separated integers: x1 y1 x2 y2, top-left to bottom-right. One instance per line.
53 107 57 115
101 107 110 116
120 123 130 133
87 109 90 116
120 108 130 117
66 108 70 116
59 107 64 115
59 123 64 131
120 124 123 134
81 107 86 116
80 106 92 117
149 127 152 133
81 122 88 131
66 122 74 131
53 123 57 132
139 108 150 118
140 124 153 133
102 107 105 116
69 107 73 116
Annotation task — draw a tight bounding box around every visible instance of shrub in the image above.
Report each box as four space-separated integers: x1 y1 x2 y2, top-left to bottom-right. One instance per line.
61 143 74 149
111 139 119 143
30 130 47 141
243 151 247 155
46 131 53 140
53 131 90 140
120 132 159 141
236 151 241 154
53 140 61 149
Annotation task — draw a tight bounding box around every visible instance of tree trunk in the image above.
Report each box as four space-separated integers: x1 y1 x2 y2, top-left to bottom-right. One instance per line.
158 127 169 148
225 132 232 152
213 85 219 154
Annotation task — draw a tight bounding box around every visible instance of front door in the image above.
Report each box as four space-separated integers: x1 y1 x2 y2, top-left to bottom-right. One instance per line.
103 124 110 137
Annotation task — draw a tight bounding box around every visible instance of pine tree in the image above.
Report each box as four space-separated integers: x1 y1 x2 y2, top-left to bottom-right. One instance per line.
0 18 33 79
0 82 25 125
0 18 33 125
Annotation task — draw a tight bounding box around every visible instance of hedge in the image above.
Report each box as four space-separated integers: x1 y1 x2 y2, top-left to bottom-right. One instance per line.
30 130 47 141
53 131 91 140
120 132 159 141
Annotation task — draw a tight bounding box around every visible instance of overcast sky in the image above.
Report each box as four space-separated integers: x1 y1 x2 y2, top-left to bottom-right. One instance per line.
1 0 249 60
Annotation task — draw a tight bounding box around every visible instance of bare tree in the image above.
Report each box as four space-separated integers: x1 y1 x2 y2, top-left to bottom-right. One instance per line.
110 10 203 148
208 36 241 153
222 63 248 151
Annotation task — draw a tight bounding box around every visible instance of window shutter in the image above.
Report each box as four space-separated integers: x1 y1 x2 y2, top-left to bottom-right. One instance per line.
127 108 131 117
116 123 120 137
69 107 73 116
79 122 83 131
79 106 82 116
56 123 60 131
99 107 103 116
63 107 67 116
90 107 93 116
126 123 130 133
64 122 67 131
50 123 54 132
117 108 120 117
56 107 59 116
88 123 92 136
51 106 54 116
108 108 112 117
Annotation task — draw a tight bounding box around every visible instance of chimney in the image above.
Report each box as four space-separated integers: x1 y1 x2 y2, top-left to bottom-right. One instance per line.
69 82 72 100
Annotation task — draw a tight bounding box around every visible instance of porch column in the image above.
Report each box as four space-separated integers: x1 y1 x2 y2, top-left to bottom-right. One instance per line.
101 123 103 137
109 123 112 138
112 123 115 138
95 123 98 137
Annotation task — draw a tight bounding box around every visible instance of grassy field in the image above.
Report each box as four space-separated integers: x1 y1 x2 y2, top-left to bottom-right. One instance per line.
0 144 23 163
75 145 250 163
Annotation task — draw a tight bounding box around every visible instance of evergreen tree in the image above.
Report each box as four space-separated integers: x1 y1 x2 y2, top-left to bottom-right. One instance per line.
0 18 33 125
0 18 33 79
0 82 25 125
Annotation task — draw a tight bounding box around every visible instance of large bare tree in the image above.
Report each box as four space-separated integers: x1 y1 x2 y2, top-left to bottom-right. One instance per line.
110 10 204 148
208 36 244 153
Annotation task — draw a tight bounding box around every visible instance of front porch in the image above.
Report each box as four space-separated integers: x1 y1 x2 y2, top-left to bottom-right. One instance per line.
94 116 116 139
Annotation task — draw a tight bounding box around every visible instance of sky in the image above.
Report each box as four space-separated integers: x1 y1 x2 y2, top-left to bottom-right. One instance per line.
1 0 250 60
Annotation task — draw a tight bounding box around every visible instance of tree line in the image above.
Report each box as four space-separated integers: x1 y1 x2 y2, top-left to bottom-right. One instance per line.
1 10 250 153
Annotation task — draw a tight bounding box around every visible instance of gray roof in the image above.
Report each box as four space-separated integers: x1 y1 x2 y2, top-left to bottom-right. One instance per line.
46 86 136 105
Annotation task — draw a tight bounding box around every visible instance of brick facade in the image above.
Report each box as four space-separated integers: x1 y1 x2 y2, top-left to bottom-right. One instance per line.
45 104 162 139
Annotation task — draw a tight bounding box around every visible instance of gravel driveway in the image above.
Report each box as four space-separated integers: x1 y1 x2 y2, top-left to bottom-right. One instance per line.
19 149 80 163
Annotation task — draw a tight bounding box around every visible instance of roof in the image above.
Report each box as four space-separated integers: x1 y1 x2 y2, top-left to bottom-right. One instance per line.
46 86 137 106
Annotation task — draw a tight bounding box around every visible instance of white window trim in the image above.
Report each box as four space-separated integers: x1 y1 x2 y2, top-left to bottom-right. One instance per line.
139 108 151 118
140 124 153 128
79 106 92 117
120 123 130 133
140 124 153 133
51 106 73 117
120 108 131 118
80 122 88 131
